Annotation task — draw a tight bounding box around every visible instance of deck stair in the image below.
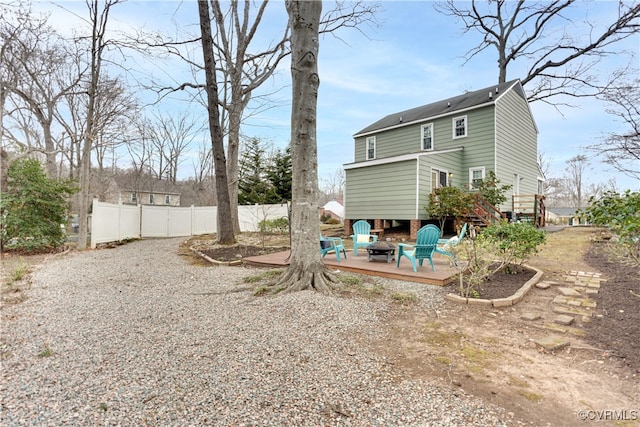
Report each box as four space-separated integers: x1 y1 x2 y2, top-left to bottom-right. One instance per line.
464 194 505 228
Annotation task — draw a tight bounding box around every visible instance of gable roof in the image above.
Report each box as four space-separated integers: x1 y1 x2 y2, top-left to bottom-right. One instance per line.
354 79 525 137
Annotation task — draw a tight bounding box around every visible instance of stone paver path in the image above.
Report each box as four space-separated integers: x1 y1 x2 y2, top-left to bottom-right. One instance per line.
528 271 606 351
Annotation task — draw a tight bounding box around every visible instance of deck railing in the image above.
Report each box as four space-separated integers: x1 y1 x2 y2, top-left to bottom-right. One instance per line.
512 194 546 227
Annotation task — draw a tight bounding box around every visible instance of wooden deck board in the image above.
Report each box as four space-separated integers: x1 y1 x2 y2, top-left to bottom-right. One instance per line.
243 249 458 286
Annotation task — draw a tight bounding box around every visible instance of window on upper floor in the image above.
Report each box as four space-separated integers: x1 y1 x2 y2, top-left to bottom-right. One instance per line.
453 115 467 138
366 136 376 160
165 195 171 205
131 192 137 204
469 167 485 189
149 193 154 204
421 123 434 151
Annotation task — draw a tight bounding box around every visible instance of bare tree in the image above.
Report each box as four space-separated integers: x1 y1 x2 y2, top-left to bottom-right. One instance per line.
145 111 200 183
77 0 122 250
197 0 235 244
276 0 337 293
1 4 84 177
435 1 640 106
320 167 345 203
589 79 640 181
138 1 378 238
564 154 590 209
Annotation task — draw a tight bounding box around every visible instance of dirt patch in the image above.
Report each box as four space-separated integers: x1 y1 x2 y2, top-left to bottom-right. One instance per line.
198 245 288 262
583 242 640 373
381 227 639 427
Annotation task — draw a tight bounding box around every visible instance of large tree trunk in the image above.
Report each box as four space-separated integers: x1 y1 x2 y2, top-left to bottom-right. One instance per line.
278 0 335 293
77 0 105 250
197 0 235 244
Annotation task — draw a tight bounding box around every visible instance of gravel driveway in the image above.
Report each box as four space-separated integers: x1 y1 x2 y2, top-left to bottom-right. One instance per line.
1 238 512 426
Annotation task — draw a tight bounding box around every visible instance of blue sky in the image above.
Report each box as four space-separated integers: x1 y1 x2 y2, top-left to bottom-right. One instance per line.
39 1 640 191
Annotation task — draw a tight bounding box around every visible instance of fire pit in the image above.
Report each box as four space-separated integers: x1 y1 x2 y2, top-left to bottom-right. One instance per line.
366 241 396 263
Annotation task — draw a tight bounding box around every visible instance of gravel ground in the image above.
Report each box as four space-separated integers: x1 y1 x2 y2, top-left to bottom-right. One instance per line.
1 238 513 426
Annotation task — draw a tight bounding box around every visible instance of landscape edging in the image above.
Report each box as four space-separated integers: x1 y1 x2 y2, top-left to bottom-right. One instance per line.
190 246 243 266
445 265 544 307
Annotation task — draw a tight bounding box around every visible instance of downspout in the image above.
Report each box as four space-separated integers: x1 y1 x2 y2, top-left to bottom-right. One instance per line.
415 158 420 218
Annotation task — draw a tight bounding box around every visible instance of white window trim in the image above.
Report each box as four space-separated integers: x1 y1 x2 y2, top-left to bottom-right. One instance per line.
452 115 467 139
421 123 434 151
165 195 171 205
366 136 376 160
431 167 449 189
130 192 137 204
469 166 485 190
149 193 154 204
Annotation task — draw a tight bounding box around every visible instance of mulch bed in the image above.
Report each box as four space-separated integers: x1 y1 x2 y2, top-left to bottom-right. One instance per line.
475 264 537 299
444 263 537 300
199 245 288 263
583 243 640 373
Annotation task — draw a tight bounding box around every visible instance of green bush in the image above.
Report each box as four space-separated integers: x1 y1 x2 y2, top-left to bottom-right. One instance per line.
584 190 640 265
258 217 289 234
479 221 546 267
0 158 77 253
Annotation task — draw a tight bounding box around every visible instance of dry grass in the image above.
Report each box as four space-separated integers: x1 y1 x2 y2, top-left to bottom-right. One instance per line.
527 227 597 277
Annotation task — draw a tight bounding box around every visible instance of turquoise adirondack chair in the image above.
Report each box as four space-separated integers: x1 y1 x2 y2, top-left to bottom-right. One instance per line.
435 222 467 264
350 220 378 256
320 234 347 261
396 224 440 272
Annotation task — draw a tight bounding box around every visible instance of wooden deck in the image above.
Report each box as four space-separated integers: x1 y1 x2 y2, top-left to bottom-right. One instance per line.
244 249 459 286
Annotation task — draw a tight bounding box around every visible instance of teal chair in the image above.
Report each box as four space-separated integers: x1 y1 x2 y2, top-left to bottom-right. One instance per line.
396 224 440 272
320 234 347 261
350 220 378 256
435 222 467 265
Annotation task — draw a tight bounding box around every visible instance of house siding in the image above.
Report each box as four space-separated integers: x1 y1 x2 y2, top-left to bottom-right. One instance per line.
495 88 538 210
459 105 496 184
345 160 418 219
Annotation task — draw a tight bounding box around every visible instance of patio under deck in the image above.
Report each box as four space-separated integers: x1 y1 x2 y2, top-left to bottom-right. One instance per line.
244 249 459 286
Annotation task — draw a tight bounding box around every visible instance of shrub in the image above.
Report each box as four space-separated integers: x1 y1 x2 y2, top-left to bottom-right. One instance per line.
1 159 77 253
451 222 545 297
479 221 546 268
427 186 473 231
584 190 640 265
258 217 289 234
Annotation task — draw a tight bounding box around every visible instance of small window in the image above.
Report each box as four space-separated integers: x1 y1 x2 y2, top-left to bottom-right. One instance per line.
131 192 137 204
149 194 154 204
469 167 485 189
453 115 467 138
431 168 449 191
421 123 433 151
165 195 170 205
366 136 376 160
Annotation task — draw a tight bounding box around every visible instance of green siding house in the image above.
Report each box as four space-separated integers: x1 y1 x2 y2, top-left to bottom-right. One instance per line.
344 79 542 238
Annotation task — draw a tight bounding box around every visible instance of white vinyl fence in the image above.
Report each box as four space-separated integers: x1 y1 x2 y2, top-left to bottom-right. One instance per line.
91 199 289 248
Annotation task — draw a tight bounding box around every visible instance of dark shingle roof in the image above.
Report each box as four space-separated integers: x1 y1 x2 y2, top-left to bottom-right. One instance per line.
354 79 524 136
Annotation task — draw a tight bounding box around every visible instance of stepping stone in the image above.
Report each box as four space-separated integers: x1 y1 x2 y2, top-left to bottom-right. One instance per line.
553 295 568 304
542 323 567 333
567 300 583 307
535 282 551 289
554 314 574 326
521 313 541 321
558 287 582 297
553 306 593 317
533 335 570 351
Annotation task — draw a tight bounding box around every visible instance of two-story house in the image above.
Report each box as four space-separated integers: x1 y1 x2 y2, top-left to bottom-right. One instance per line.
344 79 542 239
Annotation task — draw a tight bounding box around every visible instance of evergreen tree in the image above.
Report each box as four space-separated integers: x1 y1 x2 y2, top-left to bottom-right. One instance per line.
1 158 77 252
266 146 292 203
